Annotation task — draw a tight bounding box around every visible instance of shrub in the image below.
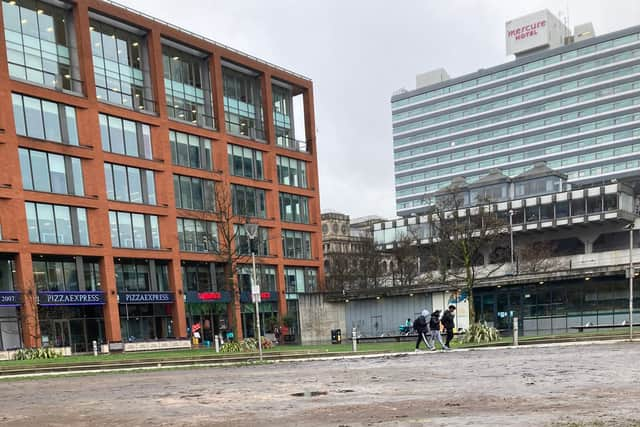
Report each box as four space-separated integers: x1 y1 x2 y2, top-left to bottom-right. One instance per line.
464 322 500 344
220 337 272 353
14 347 62 360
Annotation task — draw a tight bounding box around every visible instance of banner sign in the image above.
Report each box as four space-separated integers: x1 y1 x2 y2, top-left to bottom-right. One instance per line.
0 291 20 306
119 292 174 304
240 291 277 303
38 291 105 306
185 290 231 303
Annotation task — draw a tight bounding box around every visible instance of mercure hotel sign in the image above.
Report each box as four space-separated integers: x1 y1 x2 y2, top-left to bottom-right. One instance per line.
507 20 546 41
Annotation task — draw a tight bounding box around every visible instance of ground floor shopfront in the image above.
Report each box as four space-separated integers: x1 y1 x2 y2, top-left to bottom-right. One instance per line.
473 274 639 336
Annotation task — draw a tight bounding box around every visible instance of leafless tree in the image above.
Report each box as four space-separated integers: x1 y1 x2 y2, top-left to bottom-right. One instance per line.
426 193 509 322
517 240 559 274
390 233 419 287
212 185 252 341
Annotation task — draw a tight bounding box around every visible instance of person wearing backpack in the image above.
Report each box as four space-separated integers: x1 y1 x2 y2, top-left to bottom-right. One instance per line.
430 310 448 350
413 309 434 351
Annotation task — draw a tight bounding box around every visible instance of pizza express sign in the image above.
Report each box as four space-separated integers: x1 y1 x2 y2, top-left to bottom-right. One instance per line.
119 292 174 304
38 291 105 306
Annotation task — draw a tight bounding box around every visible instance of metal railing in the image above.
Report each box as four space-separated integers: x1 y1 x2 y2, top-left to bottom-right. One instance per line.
168 105 216 129
225 119 266 141
277 135 311 153
8 62 84 94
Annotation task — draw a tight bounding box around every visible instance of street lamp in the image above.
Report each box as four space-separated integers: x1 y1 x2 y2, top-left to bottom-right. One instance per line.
244 218 263 360
625 223 635 341
508 209 515 273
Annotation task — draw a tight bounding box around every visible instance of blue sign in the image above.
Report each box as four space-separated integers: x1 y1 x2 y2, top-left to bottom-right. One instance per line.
38 291 105 306
119 292 174 304
0 291 20 306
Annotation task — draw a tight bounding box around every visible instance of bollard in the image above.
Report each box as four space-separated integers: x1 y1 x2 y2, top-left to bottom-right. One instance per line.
92 340 98 356
352 327 357 352
513 316 519 347
214 335 220 353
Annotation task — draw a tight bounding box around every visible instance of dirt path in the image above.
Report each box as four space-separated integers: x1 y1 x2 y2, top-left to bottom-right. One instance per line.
1 342 639 426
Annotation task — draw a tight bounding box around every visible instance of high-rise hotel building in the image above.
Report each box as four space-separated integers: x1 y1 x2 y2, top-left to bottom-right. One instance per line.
392 10 640 216
0 0 322 352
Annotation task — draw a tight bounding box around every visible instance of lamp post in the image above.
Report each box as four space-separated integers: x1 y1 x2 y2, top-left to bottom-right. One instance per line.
508 209 515 273
244 218 263 360
625 223 635 341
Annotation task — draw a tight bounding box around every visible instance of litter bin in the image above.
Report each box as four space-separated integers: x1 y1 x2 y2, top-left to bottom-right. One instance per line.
331 329 342 344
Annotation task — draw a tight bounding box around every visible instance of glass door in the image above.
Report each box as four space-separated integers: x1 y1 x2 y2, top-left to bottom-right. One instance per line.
53 320 70 347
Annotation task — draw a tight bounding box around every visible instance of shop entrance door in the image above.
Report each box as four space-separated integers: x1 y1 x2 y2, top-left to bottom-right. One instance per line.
52 320 70 348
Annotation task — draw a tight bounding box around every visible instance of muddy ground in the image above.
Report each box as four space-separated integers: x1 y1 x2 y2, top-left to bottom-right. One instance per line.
1 341 639 426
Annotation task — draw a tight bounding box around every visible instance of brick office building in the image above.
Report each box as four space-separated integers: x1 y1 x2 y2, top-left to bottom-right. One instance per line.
0 0 323 352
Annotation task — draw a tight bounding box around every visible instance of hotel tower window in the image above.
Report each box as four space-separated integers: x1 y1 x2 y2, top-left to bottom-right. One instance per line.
90 17 152 111
162 42 214 128
2 0 80 92
222 63 264 140
19 148 84 196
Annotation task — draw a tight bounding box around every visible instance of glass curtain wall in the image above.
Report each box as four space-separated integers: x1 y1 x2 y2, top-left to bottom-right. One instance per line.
2 0 80 92
162 43 214 128
222 65 264 140
90 18 153 111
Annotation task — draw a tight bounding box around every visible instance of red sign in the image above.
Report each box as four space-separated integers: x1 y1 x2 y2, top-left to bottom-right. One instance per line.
260 292 271 300
198 292 222 301
507 20 546 40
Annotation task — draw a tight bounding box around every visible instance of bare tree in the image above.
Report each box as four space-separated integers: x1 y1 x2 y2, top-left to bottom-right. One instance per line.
517 240 558 274
390 233 419 287
212 185 252 341
426 193 509 322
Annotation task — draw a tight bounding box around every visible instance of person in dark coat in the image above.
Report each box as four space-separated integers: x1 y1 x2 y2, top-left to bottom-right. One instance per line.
413 309 434 351
441 305 457 348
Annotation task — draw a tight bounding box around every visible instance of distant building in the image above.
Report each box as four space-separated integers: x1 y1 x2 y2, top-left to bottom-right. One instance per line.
391 9 640 217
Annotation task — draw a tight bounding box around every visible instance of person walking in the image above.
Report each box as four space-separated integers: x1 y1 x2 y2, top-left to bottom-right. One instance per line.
441 305 457 348
430 310 448 350
413 309 434 351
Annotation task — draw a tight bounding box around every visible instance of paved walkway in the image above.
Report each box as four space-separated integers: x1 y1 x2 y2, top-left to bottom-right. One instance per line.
1 341 639 426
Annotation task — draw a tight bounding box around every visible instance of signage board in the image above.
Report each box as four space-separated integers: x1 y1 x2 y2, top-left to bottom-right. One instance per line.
185 290 232 303
506 10 568 56
0 291 20 306
38 291 105 306
240 291 277 303
119 292 174 304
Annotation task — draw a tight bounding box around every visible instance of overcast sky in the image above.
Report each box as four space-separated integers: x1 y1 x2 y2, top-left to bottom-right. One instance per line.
123 0 640 219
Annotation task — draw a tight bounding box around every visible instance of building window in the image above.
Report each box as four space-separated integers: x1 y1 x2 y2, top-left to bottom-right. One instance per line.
0 258 16 291
99 114 152 159
234 225 269 256
237 264 276 292
12 93 78 145
182 262 224 292
169 130 212 170
19 148 84 196
162 43 214 128
284 267 317 294
279 192 310 224
272 84 293 146
222 65 264 140
173 175 215 211
281 229 312 259
227 144 263 179
115 259 168 291
231 184 266 218
26 202 89 245
587 196 602 214
33 257 100 291
104 163 156 205
90 19 152 111
276 156 307 188
109 211 160 249
571 197 585 216
2 0 79 92
177 218 218 252
604 194 618 211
